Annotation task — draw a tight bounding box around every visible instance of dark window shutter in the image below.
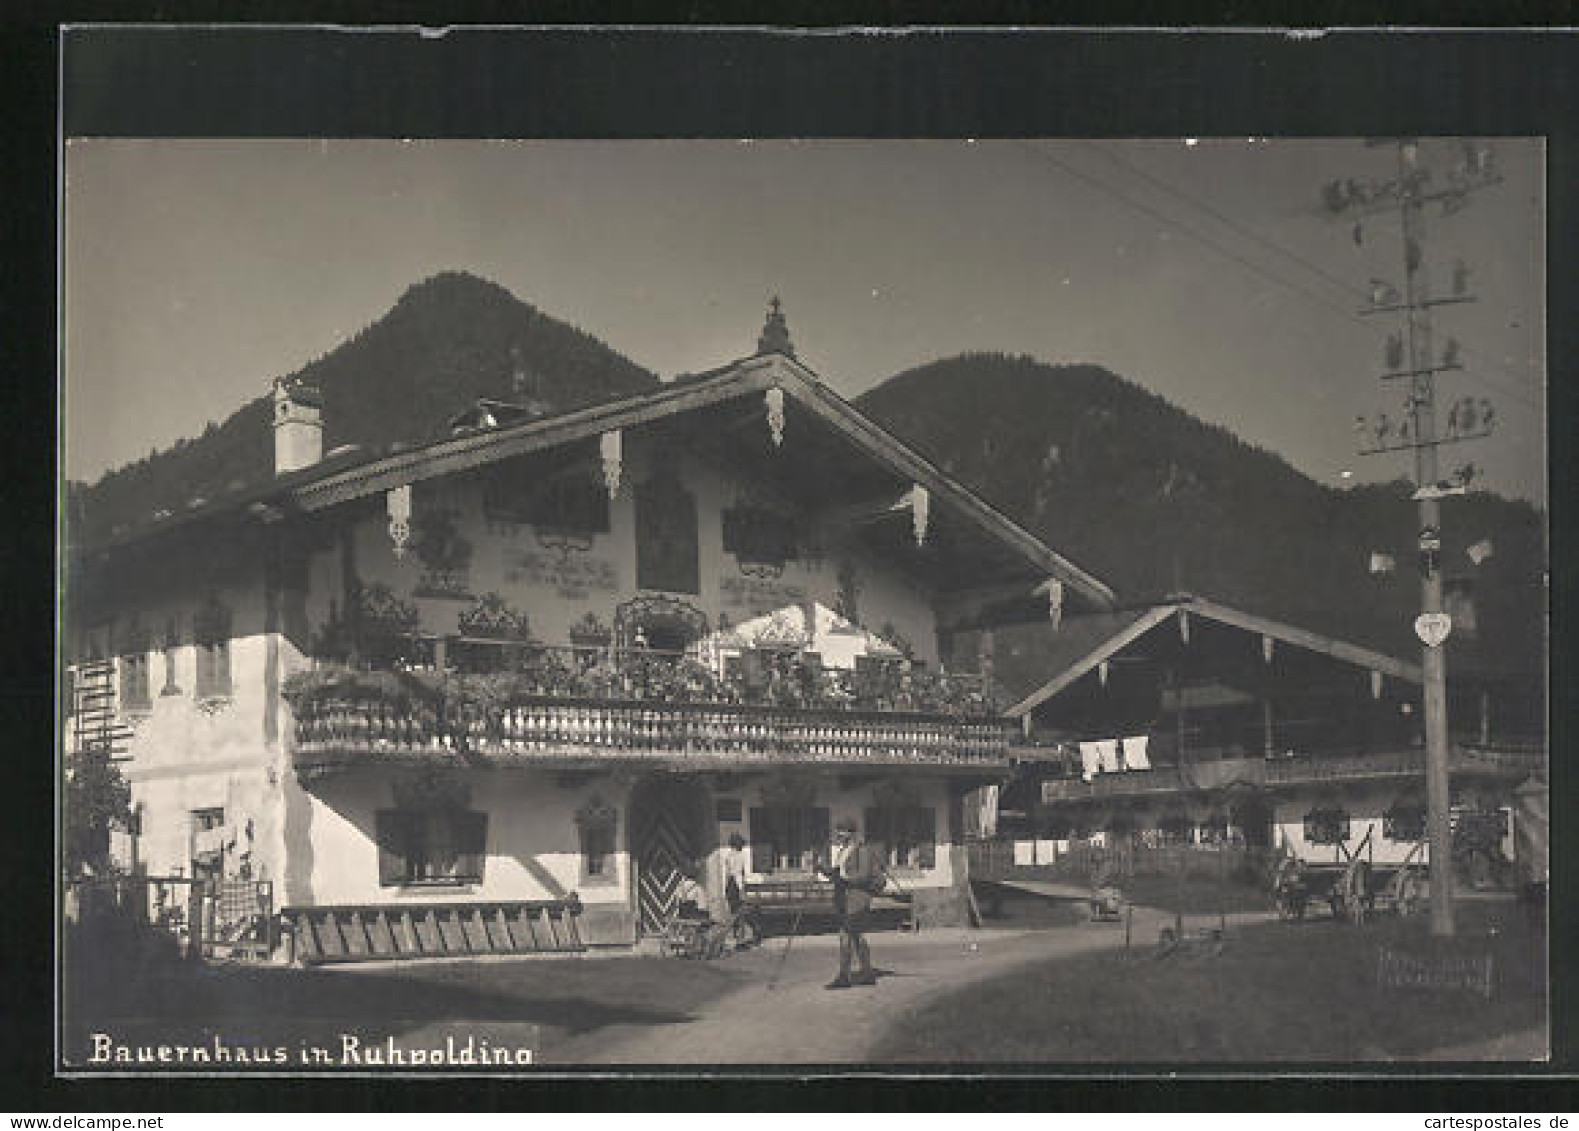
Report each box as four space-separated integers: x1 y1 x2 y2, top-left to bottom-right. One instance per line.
376 810 409 887
915 806 937 869
749 807 773 873
455 810 488 882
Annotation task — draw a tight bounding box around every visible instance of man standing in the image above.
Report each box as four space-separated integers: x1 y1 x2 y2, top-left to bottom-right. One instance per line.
817 817 882 989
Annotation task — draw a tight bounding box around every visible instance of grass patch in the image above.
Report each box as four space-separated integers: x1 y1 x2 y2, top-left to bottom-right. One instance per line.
870 901 1546 1064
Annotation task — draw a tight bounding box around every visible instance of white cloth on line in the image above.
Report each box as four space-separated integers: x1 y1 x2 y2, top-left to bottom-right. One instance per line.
1013 840 1037 866
1121 735 1151 770
1034 839 1058 864
1097 739 1121 774
1079 741 1104 782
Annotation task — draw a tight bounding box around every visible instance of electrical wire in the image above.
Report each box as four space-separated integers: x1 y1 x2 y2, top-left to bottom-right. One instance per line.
1081 140 1545 414
1013 141 1543 416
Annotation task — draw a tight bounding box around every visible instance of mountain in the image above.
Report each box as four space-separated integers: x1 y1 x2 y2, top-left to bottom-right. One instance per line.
856 353 1546 677
72 272 660 545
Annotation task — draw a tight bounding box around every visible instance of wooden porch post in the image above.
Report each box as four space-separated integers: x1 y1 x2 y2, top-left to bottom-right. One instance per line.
1479 688 1492 745
1262 697 1275 759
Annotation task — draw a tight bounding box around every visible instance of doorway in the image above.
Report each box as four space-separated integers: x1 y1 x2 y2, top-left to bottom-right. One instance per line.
628 775 712 936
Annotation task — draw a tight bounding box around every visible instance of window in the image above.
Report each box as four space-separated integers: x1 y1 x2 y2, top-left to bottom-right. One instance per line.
484 464 610 544
194 598 232 700
1303 808 1351 846
1384 805 1427 842
722 504 799 574
575 796 619 885
376 807 487 887
1197 814 1228 845
748 805 830 874
196 640 231 699
863 805 937 870
118 620 152 711
120 651 151 712
161 616 181 696
1157 814 1193 846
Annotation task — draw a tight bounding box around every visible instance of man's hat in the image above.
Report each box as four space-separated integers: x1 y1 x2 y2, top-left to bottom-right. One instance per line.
834 817 858 834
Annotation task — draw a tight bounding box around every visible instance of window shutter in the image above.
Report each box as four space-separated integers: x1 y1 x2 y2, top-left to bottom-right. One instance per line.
915 806 937 869
376 810 409 887
749 807 773 873
455 809 488 883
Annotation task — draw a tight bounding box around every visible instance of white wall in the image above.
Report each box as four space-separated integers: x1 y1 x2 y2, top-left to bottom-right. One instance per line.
74 570 293 888
298 765 629 908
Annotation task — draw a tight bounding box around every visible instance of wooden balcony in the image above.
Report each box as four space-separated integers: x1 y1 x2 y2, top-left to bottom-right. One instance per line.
292 693 1013 774
1036 741 1545 802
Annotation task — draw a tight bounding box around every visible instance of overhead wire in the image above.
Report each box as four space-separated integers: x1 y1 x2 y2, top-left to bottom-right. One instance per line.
1012 141 1542 416
1079 140 1545 415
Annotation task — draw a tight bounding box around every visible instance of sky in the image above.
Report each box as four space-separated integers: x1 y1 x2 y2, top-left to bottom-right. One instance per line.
62 138 1546 505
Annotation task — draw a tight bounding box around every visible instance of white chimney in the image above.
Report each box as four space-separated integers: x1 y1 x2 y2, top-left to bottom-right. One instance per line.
273 378 323 475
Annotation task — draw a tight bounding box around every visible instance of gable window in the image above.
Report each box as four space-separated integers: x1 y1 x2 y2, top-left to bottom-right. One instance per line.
864 805 937 870
748 805 829 875
193 598 232 700
1303 808 1351 846
635 468 699 594
376 806 488 887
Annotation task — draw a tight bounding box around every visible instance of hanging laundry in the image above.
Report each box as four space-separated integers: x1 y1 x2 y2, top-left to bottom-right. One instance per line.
1079 741 1105 782
1122 735 1152 770
1097 739 1122 774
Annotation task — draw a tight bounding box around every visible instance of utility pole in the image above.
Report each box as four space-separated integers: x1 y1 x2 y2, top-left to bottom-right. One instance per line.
1328 138 1502 938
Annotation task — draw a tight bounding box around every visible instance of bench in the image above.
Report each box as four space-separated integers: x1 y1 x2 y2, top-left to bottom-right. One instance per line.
744 878 916 937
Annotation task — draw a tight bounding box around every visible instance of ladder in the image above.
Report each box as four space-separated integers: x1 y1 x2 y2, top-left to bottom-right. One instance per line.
70 659 132 762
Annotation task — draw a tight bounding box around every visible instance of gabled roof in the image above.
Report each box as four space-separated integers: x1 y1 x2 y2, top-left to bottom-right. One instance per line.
1007 593 1423 717
289 351 1116 608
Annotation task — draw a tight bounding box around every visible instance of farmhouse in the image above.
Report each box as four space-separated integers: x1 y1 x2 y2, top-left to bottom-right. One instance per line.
975 595 1544 873
63 306 1115 957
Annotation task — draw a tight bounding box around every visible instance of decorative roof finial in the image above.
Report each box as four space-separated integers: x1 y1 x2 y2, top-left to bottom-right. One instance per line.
757 295 795 357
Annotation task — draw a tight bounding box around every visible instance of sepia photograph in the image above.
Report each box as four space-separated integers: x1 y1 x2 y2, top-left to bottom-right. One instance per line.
56 32 1552 1079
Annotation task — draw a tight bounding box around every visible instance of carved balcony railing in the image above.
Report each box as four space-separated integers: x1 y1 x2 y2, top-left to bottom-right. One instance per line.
292 693 1013 770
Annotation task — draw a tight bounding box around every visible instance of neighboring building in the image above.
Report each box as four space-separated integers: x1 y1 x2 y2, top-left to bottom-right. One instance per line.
973 595 1544 869
62 307 1115 955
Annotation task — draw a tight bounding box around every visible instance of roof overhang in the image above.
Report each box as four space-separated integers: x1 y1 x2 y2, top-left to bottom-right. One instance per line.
1007 594 1423 717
